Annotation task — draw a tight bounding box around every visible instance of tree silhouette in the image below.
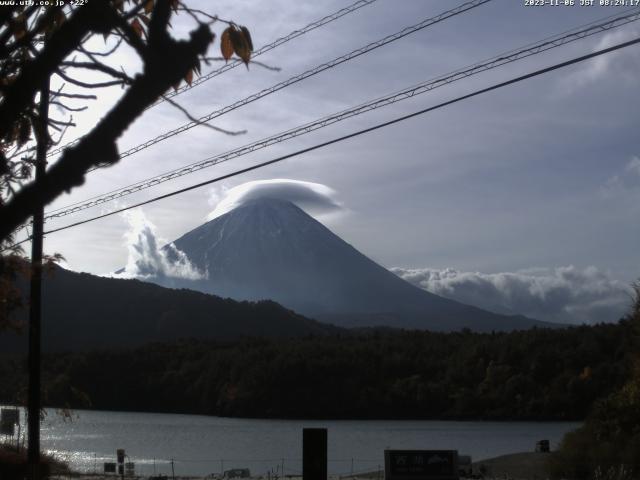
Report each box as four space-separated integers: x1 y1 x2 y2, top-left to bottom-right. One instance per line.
0 0 252 243
0 0 253 330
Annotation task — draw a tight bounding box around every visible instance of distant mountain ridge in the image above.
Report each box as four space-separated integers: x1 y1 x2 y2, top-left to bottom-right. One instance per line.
1 265 339 353
150 198 556 332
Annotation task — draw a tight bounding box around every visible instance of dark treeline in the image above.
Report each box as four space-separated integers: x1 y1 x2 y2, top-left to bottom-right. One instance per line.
0 321 633 420
1 265 339 354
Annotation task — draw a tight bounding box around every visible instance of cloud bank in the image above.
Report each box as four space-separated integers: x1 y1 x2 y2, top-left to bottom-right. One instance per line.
207 179 342 220
112 209 206 280
392 265 632 325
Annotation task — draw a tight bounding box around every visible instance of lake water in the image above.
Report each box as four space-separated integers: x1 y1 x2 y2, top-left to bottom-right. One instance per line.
6 408 579 477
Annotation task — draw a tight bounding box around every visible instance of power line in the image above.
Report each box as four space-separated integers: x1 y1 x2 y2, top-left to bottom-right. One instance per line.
106 0 492 163
45 0 380 158
48 0 493 165
43 8 640 220
153 0 378 106
7 35 635 249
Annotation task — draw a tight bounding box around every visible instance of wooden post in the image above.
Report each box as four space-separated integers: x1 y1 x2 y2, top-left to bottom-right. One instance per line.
27 77 49 480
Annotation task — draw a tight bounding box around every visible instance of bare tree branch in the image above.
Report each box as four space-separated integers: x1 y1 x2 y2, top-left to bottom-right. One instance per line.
161 93 247 136
48 117 75 128
78 37 124 57
0 0 119 140
50 92 97 100
55 68 127 89
0 3 215 240
50 101 88 112
60 60 134 83
203 56 281 72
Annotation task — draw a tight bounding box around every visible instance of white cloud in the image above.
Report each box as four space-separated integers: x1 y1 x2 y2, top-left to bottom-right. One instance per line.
392 265 632 325
110 209 206 280
206 178 343 220
207 185 229 209
559 26 640 94
602 155 640 197
626 156 640 177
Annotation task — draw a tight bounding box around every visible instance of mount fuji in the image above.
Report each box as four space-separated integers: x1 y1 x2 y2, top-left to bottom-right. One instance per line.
149 198 555 332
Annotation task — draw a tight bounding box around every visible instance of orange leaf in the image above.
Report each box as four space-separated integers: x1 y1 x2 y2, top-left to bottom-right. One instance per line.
5 123 19 144
130 18 144 38
240 26 253 52
184 69 193 86
1 75 16 87
144 0 154 14
12 15 27 41
229 26 250 66
36 14 52 34
138 14 150 26
220 27 233 61
54 9 66 27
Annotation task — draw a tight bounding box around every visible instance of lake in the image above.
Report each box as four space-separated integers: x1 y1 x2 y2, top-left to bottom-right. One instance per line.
7 408 579 477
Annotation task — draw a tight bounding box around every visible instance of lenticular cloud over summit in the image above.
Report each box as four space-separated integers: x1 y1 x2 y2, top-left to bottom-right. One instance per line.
207 179 343 220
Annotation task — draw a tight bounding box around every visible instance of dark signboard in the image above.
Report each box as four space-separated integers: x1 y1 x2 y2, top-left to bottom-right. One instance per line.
104 462 117 473
385 450 459 480
303 428 327 480
0 421 14 436
224 468 250 478
535 440 550 453
0 408 19 436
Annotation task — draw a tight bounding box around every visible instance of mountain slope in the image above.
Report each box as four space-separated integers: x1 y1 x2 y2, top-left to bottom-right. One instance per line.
2 265 339 353
157 198 555 332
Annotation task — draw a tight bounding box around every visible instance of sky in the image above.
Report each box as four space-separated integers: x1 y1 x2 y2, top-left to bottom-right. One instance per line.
24 0 640 324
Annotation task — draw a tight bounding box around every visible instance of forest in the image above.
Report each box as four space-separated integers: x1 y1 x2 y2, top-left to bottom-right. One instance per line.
0 320 633 420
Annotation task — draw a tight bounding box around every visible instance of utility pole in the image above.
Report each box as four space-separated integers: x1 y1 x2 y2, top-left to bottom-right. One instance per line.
27 78 49 480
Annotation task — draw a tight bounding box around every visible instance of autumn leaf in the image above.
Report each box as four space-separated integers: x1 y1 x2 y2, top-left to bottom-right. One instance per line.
144 0 154 14
184 69 193 86
579 366 592 380
220 27 234 61
54 8 66 28
12 15 27 41
240 26 253 52
1 75 16 87
138 14 150 27
36 9 56 34
5 124 19 144
193 58 202 76
130 18 144 38
229 26 251 66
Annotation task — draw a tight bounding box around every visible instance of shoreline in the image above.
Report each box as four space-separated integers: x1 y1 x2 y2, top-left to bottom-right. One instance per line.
46 452 553 480
1 403 586 423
